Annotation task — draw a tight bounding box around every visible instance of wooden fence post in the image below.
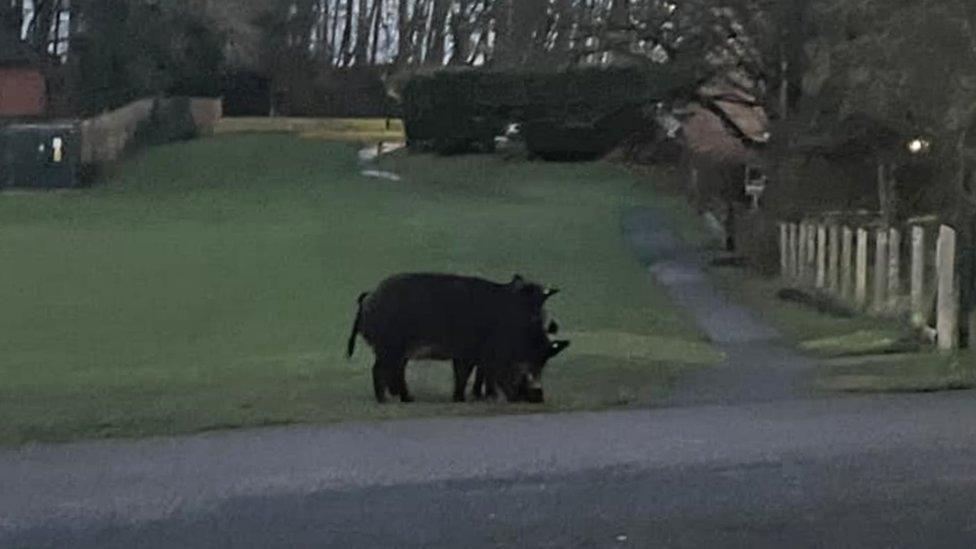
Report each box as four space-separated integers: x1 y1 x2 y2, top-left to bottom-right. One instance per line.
910 225 926 327
779 223 789 279
798 223 808 282
855 227 869 309
789 223 799 279
873 228 888 313
937 225 958 351
887 227 901 313
806 222 817 285
816 224 827 289
841 226 854 300
828 224 840 294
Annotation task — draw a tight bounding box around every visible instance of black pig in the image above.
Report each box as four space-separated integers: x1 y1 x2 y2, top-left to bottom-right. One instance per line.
346 273 568 403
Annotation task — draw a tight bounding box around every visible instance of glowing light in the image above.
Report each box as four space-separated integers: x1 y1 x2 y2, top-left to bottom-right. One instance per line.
907 138 931 155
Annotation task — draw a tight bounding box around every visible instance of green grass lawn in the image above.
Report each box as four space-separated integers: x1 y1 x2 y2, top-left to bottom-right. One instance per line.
816 352 976 393
0 135 717 445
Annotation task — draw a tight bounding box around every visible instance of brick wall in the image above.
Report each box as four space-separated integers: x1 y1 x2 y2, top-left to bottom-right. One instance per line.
0 67 45 117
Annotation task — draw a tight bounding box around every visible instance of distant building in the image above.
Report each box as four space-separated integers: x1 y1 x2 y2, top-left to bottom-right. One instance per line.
0 34 46 118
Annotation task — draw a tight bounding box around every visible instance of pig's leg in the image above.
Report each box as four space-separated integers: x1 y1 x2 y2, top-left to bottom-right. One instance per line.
372 358 388 403
394 358 414 403
452 360 475 402
472 366 485 400
483 368 499 401
372 349 403 403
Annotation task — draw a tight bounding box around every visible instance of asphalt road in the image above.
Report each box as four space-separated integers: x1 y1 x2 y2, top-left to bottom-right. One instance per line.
4 393 976 548
4 206 976 548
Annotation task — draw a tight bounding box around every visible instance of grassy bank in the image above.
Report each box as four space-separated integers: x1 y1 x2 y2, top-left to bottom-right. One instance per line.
0 135 717 444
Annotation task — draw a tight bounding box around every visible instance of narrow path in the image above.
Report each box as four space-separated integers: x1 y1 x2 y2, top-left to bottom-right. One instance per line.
622 207 818 406
358 143 404 180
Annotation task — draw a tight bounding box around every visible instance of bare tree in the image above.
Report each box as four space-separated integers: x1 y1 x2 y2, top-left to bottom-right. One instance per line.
425 0 449 65
352 0 371 65
1 1 25 39
394 0 409 64
339 0 355 65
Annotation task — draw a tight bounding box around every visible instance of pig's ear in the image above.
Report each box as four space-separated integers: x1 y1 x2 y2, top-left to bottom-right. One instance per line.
548 340 570 358
546 320 559 334
510 274 525 288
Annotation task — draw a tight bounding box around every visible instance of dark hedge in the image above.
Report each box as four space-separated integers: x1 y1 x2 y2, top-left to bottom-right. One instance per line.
401 65 695 156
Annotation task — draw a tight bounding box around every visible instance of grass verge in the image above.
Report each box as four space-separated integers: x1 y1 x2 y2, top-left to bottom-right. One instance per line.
817 352 976 393
708 263 976 393
0 135 718 444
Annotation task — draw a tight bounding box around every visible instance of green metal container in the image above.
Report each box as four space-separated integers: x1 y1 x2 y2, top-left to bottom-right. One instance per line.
0 121 80 189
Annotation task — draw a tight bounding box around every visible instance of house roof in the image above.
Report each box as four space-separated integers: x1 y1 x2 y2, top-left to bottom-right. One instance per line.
681 102 758 165
698 84 757 105
713 99 770 144
695 79 770 145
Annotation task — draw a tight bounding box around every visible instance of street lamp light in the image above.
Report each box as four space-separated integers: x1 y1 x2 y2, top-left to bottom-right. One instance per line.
907 137 931 155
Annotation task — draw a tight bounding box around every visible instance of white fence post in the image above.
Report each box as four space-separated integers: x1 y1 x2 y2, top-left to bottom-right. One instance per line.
798 223 808 282
789 223 800 279
872 228 888 313
910 225 926 327
828 224 840 294
841 226 854 300
779 223 789 279
887 227 901 313
806 222 816 285
816 224 827 289
855 227 869 309
937 225 958 351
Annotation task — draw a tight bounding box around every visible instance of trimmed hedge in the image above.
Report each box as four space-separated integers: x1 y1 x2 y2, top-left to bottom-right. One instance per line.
401 70 509 154
522 105 649 160
401 65 696 157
